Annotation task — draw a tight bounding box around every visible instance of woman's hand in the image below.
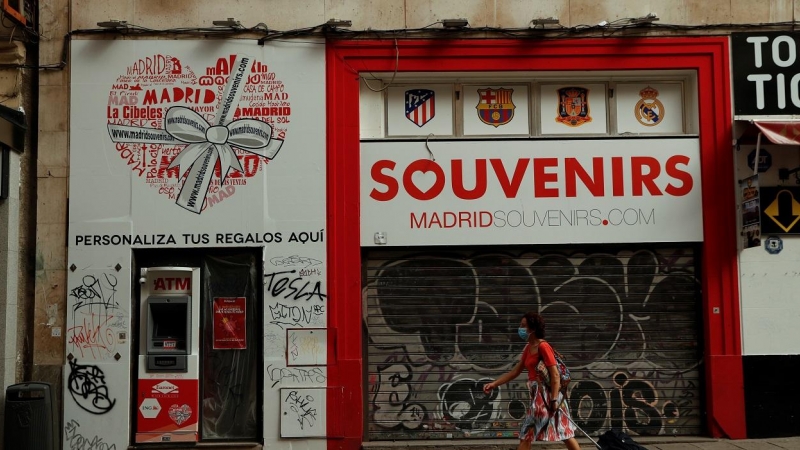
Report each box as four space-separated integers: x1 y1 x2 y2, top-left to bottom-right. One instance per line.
482 381 497 394
547 399 559 414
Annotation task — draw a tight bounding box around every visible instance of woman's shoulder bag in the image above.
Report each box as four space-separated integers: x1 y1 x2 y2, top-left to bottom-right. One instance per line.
535 341 571 395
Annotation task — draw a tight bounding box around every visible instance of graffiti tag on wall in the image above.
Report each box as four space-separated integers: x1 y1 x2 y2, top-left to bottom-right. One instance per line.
365 248 701 439
67 359 116 415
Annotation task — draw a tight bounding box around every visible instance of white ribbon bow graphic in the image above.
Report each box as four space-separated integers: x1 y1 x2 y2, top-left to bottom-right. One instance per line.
108 55 283 214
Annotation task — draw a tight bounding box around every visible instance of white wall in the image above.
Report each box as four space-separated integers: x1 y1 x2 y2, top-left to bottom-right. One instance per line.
0 149 21 444
67 39 327 449
737 142 800 355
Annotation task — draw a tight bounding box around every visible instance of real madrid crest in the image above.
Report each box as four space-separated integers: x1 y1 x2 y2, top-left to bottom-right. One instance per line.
635 86 664 126
476 88 515 127
556 87 591 127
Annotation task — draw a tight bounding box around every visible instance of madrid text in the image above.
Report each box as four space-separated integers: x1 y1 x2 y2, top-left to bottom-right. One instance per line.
410 208 656 229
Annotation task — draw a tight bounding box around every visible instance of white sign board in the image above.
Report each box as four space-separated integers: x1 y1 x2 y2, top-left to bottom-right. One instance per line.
287 328 327 366
69 39 326 246
280 388 327 437
361 139 703 246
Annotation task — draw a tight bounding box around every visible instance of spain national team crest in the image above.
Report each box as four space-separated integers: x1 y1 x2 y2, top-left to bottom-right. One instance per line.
476 88 515 127
405 89 435 127
556 87 591 127
635 86 664 126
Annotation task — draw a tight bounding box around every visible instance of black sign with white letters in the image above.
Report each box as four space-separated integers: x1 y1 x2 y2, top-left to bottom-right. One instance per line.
732 32 800 115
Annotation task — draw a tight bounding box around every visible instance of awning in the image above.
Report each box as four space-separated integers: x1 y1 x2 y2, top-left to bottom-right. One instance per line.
736 120 800 146
752 121 800 145
735 120 800 177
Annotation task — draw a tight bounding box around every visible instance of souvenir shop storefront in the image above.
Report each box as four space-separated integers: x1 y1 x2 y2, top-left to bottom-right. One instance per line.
325 36 745 449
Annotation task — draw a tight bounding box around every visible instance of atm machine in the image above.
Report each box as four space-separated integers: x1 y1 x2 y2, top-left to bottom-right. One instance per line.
135 267 200 443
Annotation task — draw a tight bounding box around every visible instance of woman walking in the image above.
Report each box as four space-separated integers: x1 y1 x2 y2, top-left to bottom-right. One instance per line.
483 312 581 450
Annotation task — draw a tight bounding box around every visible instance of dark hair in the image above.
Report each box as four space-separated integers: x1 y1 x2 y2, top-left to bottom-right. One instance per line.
522 311 546 339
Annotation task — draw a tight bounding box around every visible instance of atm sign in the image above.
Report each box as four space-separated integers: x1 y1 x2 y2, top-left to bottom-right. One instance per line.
163 340 177 349
153 277 191 292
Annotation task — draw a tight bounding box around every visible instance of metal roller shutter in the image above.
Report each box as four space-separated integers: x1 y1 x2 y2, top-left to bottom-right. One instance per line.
364 246 703 440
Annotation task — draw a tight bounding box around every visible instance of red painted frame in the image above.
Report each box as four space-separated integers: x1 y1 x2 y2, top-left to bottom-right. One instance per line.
326 37 745 448
2 0 26 26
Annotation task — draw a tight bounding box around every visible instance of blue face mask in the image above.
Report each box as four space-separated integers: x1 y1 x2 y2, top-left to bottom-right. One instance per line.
518 327 529 341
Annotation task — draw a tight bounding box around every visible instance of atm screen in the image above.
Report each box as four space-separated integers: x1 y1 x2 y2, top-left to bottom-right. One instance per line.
151 302 187 338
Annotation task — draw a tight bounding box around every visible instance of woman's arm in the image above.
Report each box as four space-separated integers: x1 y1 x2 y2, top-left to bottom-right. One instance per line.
547 364 561 412
483 358 523 393
547 364 560 398
538 342 561 399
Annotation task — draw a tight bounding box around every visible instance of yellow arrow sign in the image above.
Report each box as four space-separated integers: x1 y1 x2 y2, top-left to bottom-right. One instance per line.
764 189 800 232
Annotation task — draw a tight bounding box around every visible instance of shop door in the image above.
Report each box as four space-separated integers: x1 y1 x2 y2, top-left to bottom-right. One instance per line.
364 246 703 440
134 249 262 442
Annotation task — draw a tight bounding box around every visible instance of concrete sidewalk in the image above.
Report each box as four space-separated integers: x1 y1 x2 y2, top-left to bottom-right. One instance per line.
363 436 800 450
631 436 800 450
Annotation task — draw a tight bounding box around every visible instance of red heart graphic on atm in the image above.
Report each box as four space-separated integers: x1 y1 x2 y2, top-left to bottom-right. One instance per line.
168 404 193 426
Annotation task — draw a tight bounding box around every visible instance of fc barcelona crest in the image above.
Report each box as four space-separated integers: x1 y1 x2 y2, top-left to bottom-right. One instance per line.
405 89 436 127
635 86 664 126
556 87 592 127
476 88 515 127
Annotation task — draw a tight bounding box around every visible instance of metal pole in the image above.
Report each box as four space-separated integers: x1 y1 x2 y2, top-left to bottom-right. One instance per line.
553 397 602 449
754 131 762 176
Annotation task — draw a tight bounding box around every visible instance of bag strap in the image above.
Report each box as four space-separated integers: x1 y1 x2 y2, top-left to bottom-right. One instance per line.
537 340 552 359
540 341 565 361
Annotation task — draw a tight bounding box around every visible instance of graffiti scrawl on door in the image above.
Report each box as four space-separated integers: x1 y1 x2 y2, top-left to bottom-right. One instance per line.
364 247 702 439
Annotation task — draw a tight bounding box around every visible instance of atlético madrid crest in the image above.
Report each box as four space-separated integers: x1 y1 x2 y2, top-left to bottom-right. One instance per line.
405 89 435 127
635 86 664 126
476 88 515 127
556 87 591 127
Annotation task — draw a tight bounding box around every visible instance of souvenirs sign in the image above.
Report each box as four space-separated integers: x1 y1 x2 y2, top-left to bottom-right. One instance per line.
361 138 703 246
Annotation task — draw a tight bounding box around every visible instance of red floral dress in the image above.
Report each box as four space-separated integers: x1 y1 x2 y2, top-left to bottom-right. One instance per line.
519 341 576 442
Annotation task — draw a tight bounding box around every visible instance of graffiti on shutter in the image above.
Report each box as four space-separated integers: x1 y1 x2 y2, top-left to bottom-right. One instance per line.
364 247 702 440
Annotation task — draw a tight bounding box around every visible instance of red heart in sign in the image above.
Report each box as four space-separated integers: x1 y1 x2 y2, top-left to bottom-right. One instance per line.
403 160 446 200
168 403 192 426
106 53 292 214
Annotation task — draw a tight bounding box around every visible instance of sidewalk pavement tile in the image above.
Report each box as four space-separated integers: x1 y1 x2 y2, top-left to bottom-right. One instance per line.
763 438 800 449
727 441 784 450
649 444 702 449
692 442 753 450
